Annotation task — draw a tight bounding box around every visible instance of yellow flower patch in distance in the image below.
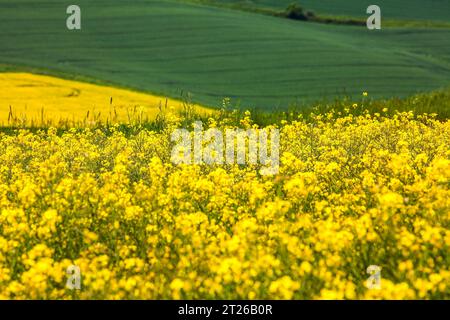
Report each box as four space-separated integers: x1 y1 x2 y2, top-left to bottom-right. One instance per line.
0 72 212 125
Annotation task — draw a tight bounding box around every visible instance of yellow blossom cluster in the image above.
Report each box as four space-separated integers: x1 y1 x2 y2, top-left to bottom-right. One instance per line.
0 110 449 299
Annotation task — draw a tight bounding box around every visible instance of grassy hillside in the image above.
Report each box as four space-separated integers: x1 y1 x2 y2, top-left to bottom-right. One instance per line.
207 0 450 22
0 0 449 110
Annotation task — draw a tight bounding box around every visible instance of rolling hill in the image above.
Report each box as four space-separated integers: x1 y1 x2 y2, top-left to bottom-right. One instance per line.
0 0 449 110
205 0 450 22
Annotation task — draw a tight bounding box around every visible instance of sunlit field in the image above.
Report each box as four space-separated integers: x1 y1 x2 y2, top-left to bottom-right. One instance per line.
0 104 449 299
0 73 210 126
0 0 449 303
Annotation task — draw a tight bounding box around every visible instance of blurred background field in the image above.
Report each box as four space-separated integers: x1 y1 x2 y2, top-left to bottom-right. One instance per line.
0 73 211 127
0 0 449 111
192 0 450 22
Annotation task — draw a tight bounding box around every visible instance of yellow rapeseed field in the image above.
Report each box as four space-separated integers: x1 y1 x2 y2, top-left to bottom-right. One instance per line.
0 104 448 300
0 73 210 125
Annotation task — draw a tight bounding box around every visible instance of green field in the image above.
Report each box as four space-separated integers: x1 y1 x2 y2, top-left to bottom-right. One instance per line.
206 0 450 22
0 0 450 110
